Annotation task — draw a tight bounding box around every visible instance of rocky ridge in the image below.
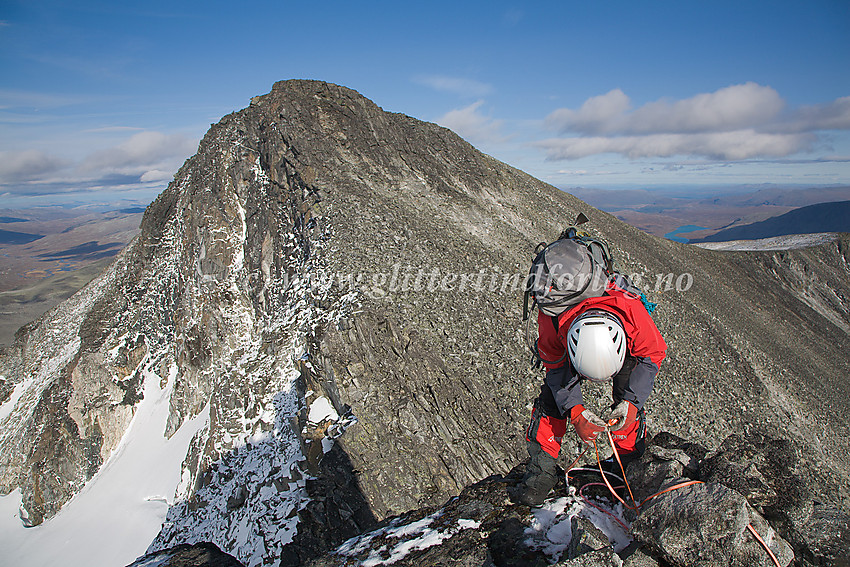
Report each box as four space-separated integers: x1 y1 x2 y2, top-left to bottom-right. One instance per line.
1 80 848 566
133 430 850 567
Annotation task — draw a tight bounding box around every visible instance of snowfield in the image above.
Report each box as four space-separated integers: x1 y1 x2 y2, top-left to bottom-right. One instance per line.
0 360 208 567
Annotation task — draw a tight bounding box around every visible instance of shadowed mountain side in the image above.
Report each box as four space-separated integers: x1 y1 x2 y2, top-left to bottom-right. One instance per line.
693 200 850 242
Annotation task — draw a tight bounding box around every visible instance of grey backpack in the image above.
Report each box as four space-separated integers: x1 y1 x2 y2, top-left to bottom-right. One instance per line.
523 224 611 320
522 215 614 366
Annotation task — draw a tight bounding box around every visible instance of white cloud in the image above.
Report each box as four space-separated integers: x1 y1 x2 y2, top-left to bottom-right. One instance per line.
547 83 784 135
633 83 784 134
79 131 195 173
414 75 494 97
140 169 174 182
536 130 814 161
0 131 195 196
437 100 505 144
540 83 849 161
547 89 632 134
783 96 850 132
0 150 70 182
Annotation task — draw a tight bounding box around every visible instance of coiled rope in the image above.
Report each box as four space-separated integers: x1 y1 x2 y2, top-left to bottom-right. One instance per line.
565 426 782 566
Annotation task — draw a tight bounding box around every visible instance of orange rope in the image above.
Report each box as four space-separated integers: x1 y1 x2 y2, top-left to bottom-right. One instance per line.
747 524 782 567
605 428 638 506
640 480 704 507
593 434 638 510
589 424 703 511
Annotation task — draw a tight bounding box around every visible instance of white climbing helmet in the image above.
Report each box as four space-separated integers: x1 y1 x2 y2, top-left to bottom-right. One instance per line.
567 309 626 382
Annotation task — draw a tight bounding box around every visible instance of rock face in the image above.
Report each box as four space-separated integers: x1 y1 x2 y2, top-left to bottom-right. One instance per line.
631 469 794 566
699 433 850 566
128 542 245 567
1 80 849 565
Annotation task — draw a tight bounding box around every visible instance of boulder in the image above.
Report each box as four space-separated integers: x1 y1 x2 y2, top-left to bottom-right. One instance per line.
631 481 793 567
701 432 850 566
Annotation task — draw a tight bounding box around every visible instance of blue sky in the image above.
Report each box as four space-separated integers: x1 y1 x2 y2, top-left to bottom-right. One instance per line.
1 0 848 208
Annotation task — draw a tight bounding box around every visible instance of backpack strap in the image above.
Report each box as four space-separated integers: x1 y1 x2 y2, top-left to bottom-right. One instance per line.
522 241 550 322
578 236 613 275
534 338 568 367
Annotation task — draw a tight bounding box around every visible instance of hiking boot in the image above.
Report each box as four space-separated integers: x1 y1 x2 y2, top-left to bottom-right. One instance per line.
511 442 560 506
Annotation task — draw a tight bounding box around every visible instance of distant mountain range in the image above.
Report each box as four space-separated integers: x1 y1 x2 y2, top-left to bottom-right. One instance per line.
692 200 850 242
569 185 850 240
703 186 850 207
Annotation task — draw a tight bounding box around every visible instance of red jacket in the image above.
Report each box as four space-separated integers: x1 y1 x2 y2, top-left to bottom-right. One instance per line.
536 285 667 413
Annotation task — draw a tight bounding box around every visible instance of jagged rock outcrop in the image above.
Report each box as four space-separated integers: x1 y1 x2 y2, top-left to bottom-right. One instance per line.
300 459 635 567
290 431 806 567
128 542 245 567
295 431 843 567
1 80 849 566
699 433 850 566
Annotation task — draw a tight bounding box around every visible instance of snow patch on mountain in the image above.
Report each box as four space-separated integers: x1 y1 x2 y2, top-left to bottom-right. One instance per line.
308 396 339 424
0 355 208 567
148 346 308 567
0 336 80 432
321 487 632 566
334 510 482 566
0 376 32 422
525 492 632 562
693 232 838 251
138 139 362 566
1 125 363 567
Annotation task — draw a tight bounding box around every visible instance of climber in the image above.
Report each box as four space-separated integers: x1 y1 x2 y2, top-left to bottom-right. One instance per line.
514 243 667 506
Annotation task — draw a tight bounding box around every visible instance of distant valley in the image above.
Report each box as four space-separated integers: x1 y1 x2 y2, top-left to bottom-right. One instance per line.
0 206 144 346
